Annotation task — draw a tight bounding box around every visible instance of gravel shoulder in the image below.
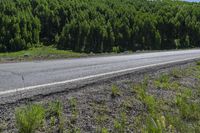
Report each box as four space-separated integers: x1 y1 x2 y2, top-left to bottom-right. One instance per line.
0 61 200 132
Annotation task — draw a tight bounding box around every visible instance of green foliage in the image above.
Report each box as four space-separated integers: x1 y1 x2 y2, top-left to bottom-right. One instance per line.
101 127 109 133
48 101 63 117
111 85 121 98
143 115 175 133
133 81 148 100
171 68 184 78
114 112 127 133
176 89 200 121
69 97 78 124
154 74 180 90
121 99 133 110
47 101 64 133
0 0 200 53
112 46 120 53
15 104 45 133
196 61 200 66
133 80 158 114
0 46 84 62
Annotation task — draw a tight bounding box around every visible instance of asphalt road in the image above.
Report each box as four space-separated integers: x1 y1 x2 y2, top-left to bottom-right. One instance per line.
0 49 200 94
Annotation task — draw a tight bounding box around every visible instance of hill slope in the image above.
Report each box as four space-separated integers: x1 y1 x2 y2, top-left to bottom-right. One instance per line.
0 0 200 52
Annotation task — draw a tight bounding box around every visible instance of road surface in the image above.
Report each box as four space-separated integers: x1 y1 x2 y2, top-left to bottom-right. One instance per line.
0 49 200 95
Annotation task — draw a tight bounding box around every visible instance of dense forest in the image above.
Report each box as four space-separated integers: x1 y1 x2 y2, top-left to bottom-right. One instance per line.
0 0 200 53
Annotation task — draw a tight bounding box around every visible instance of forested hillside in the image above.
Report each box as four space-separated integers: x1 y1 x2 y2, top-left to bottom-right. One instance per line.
0 0 200 53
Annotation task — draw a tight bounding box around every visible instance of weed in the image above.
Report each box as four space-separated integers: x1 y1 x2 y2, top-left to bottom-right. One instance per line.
143 115 174 133
133 81 158 114
69 97 78 124
93 102 110 130
15 104 45 133
171 68 183 78
96 114 109 125
144 95 157 114
196 61 200 66
154 74 170 88
176 95 200 121
0 121 7 132
111 85 121 98
67 127 81 133
48 101 63 117
58 116 65 133
121 100 132 110
157 74 170 83
133 82 158 114
69 97 77 108
114 112 127 132
101 127 109 133
143 75 149 87
165 114 190 132
133 83 146 99
50 116 56 126
154 74 180 90
47 101 64 133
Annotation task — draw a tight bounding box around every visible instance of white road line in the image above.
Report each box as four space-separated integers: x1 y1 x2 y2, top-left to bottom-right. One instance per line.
0 56 199 96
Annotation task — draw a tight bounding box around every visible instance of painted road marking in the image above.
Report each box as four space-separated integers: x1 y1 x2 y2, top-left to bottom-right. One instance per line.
0 56 200 96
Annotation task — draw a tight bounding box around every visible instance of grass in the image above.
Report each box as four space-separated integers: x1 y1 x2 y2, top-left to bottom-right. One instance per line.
170 68 184 78
114 112 127 132
0 46 85 62
47 101 64 133
101 127 109 133
11 61 200 132
196 61 200 66
15 104 45 133
154 74 180 90
69 97 78 124
132 64 200 132
47 101 63 117
175 89 200 121
111 85 121 98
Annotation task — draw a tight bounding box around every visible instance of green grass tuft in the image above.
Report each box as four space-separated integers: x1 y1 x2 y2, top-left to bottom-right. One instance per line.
15 104 45 133
48 101 63 117
114 112 127 132
154 74 180 90
171 68 183 78
111 85 121 98
196 61 200 66
69 97 79 124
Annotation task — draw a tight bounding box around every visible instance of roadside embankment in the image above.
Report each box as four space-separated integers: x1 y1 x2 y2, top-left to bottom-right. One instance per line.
0 60 200 132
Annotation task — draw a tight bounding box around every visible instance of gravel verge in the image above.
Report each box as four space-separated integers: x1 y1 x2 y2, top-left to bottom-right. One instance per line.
0 61 199 132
